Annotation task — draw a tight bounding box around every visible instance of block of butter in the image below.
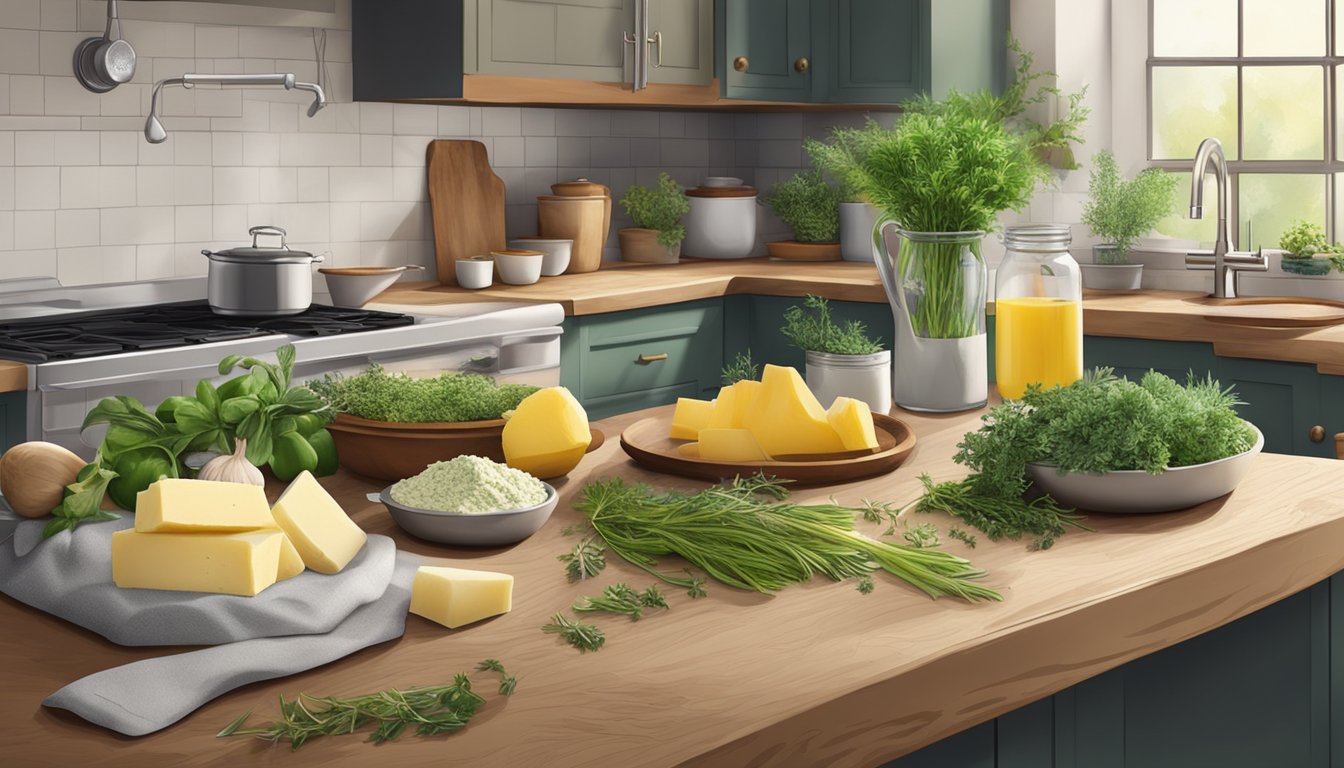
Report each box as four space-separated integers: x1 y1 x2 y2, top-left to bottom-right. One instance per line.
270 471 367 574
134 478 274 533
409 566 514 629
111 528 284 597
276 534 306 581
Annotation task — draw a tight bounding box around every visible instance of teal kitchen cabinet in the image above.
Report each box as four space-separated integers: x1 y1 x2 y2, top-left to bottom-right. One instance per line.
559 299 724 420
718 0 1007 103
464 0 713 85
0 392 24 454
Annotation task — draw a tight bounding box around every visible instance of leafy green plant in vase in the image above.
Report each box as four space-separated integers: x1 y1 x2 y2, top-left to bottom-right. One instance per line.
617 173 691 264
1080 150 1177 291
806 124 884 263
761 170 843 261
781 295 891 413
1278 220 1344 276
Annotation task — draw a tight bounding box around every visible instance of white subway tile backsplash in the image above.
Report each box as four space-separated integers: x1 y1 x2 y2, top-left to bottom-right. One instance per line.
9 74 44 114
392 135 430 167
392 166 425 202
196 26 239 58
212 204 247 241
124 20 196 59
520 108 555 137
3 1 42 30
360 133 390 166
613 111 659 138
173 132 212 165
136 165 174 205
242 132 280 166
524 136 557 167
270 102 299 133
490 136 524 168
437 106 470 137
43 74 98 115
482 107 521 137
211 132 242 166
97 166 134 208
329 201 359 241
172 166 212 206
330 166 392 202
14 209 54 249
0 168 14 210
295 167 328 202
360 102 392 135
213 166 258 204
51 130 96 164
279 132 359 166
174 205 212 242
15 165 58 209
136 243 175 280
54 207 96 247
0 212 12 250
0 30 41 75
394 104 437 136
40 0 76 32
59 165 97 208
258 166 296 203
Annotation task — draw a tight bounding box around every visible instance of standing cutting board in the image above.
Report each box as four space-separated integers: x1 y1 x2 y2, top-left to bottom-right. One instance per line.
426 140 506 286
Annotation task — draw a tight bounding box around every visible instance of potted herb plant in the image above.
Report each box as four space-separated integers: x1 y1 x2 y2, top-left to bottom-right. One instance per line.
806 124 884 262
761 170 843 261
780 295 891 413
617 173 691 264
1080 150 1177 291
1278 220 1344 276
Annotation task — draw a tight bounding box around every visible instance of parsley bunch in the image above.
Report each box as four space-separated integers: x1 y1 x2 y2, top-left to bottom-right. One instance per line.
310 365 536 423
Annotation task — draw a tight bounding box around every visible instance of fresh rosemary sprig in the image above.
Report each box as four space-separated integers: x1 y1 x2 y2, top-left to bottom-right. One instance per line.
217 673 489 750
558 537 607 582
542 613 606 653
572 582 670 621
474 659 518 696
856 575 875 594
576 475 1000 602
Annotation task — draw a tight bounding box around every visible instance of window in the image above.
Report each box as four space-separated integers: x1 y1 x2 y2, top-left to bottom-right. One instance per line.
1148 0 1335 249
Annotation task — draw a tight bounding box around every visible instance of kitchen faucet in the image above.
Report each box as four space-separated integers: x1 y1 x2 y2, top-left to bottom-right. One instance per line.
1185 137 1266 299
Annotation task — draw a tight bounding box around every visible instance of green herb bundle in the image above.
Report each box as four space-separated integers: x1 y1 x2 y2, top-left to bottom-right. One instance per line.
310 365 537 423
780 295 883 355
721 349 759 385
763 170 842 243
619 172 691 248
1081 150 1178 261
804 120 886 203
576 475 1001 602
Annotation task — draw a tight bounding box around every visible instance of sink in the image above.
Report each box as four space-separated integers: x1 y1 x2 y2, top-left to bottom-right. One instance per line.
1183 296 1344 328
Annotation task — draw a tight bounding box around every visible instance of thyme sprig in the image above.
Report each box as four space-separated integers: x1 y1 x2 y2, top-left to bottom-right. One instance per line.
542 613 606 653
217 673 491 750
572 582 670 621
474 659 517 696
558 537 606 582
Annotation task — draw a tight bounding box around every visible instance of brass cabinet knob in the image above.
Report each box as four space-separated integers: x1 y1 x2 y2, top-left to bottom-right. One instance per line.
1311 425 1326 443
794 56 809 73
733 56 749 72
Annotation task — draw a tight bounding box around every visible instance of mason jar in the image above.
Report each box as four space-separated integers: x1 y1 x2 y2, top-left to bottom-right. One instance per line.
995 225 1083 400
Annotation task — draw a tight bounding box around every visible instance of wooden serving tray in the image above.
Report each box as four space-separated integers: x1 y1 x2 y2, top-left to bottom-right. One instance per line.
619 413 916 486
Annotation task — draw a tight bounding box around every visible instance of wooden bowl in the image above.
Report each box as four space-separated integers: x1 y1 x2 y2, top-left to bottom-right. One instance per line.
327 413 604 482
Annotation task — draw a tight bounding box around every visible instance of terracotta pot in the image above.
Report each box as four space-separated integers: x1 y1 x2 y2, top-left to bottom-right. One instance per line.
766 240 842 261
618 228 681 264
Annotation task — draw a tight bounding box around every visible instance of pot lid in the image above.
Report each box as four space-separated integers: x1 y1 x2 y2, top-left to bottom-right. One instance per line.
686 185 757 198
551 178 610 197
204 225 319 264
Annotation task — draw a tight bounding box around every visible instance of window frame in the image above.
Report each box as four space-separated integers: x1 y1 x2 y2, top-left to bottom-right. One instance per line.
1147 0 1338 246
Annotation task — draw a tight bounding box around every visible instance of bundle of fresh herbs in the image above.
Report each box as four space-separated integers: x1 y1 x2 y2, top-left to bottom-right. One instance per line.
913 368 1255 549
763 170 842 243
575 474 1001 602
780 295 883 355
310 365 537 423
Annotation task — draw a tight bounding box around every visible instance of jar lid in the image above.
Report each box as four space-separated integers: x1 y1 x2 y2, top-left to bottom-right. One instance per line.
551 178 609 197
686 185 757 198
1003 224 1072 249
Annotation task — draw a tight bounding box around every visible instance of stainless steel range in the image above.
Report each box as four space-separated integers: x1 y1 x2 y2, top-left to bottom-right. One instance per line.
0 277 564 458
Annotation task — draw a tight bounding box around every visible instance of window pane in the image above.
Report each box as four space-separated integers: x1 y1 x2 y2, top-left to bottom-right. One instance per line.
1239 174 1327 250
1244 0 1325 56
1152 67 1238 160
1153 0 1238 57
1243 66 1324 160
1155 172 1218 244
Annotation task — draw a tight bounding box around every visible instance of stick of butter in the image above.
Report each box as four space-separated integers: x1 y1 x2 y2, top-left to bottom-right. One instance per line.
270 471 367 574
409 566 513 629
134 478 275 533
111 529 284 597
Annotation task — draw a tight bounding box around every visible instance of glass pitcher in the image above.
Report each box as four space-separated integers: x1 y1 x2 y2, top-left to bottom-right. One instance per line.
994 225 1083 399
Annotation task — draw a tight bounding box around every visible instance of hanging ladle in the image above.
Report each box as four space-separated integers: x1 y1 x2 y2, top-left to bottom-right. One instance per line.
73 0 136 93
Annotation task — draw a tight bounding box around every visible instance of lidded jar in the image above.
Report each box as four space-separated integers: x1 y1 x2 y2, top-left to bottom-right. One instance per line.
994 225 1083 400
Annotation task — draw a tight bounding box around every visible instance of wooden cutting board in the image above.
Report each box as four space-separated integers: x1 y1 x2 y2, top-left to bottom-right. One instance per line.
426 140 507 286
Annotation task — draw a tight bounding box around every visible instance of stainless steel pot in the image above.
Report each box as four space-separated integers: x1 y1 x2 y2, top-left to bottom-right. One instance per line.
202 226 323 316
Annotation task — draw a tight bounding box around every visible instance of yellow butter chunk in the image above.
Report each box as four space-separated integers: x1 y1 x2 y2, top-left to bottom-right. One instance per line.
276 533 306 581
676 442 701 459
111 529 283 597
134 478 274 533
743 365 846 457
706 380 762 430
698 428 770 461
502 386 592 478
409 566 514 629
827 397 880 451
270 471 367 574
669 397 714 440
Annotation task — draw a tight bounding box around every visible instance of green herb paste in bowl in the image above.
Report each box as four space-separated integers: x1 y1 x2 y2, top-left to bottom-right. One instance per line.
390 455 547 514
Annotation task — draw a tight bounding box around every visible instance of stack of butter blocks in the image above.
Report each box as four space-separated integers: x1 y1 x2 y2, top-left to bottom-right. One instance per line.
112 471 367 597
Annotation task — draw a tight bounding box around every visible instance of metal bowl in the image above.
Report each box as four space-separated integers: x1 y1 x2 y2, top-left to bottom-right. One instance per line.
1025 422 1264 514
377 482 558 546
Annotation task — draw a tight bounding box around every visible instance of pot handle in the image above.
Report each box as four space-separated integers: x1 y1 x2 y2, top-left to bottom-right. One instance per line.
248 225 288 250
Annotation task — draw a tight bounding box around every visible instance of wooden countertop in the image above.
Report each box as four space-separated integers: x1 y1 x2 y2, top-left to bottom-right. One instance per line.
4 403 1344 767
0 360 26 393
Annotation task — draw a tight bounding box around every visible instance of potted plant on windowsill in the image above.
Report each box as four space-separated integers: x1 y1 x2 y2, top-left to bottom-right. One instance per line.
805 124 883 262
1278 220 1344 276
1080 150 1177 291
781 295 891 414
762 170 843 261
617 173 690 264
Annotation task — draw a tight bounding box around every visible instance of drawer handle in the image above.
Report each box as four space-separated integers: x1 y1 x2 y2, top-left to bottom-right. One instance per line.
636 353 669 364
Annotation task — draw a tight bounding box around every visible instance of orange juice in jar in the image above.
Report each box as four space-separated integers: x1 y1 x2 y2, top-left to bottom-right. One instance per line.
995 226 1083 400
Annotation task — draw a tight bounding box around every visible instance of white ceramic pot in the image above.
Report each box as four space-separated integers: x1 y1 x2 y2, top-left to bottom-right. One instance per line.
804 350 892 414
320 265 426 308
455 257 493 290
508 238 572 276
683 185 758 259
892 330 988 413
1080 263 1143 291
492 249 544 285
839 203 880 262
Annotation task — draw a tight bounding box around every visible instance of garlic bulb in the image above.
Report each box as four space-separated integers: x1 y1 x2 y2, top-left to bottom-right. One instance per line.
198 439 265 486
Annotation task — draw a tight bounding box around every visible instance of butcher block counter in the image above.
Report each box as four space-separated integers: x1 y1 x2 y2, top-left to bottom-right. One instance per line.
3 401 1344 767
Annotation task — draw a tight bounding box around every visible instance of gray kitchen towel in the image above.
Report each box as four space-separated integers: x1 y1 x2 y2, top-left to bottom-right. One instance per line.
0 516 396 646
44 553 421 736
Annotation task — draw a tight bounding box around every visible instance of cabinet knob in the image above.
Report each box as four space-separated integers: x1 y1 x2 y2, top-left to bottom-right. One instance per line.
636 353 669 364
1311 425 1326 443
733 56 749 72
1336 433 1344 460
794 56 810 73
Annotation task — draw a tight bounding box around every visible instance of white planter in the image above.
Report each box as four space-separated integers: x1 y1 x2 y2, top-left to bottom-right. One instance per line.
893 317 988 413
804 350 892 414
1080 263 1143 291
683 192 757 259
839 203 880 262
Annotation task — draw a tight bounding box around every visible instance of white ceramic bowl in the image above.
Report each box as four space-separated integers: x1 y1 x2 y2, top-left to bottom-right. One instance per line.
378 482 558 546
683 194 757 259
508 238 572 276
455 257 494 290
1025 422 1264 514
491 249 544 285
320 265 426 308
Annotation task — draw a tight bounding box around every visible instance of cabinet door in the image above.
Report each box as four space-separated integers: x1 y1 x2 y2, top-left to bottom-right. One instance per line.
0 392 26 454
1216 357 1324 457
468 0 634 82
646 0 713 85
1082 336 1218 385
718 0 812 101
819 0 924 104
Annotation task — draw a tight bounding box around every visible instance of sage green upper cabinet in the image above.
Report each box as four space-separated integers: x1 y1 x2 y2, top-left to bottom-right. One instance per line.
464 0 712 85
717 0 813 102
719 0 1007 104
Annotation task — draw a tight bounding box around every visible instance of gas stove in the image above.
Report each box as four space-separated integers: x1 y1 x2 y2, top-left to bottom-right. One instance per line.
0 277 565 457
